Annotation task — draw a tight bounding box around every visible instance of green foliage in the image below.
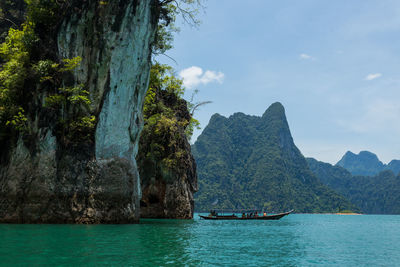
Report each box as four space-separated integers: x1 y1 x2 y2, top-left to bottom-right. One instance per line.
148 63 184 97
66 115 96 141
140 63 191 174
0 22 90 138
153 14 176 55
24 0 62 30
0 22 37 62
59 56 82 72
5 107 27 131
0 22 37 132
45 84 90 108
32 59 57 82
192 103 358 213
308 158 400 214
0 6 91 142
185 117 200 139
44 81 94 143
63 84 90 105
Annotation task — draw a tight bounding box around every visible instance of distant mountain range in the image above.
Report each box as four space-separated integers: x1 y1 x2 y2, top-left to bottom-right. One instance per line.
336 151 400 176
308 158 400 214
192 102 357 213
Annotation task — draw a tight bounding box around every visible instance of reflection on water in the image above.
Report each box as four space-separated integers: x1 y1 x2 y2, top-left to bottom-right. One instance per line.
0 214 399 266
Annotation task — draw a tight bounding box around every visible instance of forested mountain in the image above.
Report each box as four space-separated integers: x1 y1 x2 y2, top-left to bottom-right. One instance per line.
336 151 400 176
308 158 400 214
386 160 400 175
192 102 357 213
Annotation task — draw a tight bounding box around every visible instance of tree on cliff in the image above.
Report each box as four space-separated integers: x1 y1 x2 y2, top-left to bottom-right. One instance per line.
0 0 203 154
137 63 200 218
0 0 201 223
137 0 205 218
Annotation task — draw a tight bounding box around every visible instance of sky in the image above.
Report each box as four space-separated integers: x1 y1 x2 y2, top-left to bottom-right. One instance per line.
157 0 400 164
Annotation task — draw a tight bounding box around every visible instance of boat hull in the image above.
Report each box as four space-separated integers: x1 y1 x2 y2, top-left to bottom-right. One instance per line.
199 210 293 220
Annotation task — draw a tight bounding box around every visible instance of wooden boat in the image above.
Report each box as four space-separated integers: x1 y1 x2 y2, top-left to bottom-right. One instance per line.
199 210 293 220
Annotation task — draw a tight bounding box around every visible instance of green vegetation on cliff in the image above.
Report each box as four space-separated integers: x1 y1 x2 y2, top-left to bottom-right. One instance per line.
308 158 400 214
136 0 203 218
0 0 201 223
192 102 358 213
0 0 98 152
0 0 167 223
137 0 203 179
0 0 201 150
139 63 196 174
137 63 199 218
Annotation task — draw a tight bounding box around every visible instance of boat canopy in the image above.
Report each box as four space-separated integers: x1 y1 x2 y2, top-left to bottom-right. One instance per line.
210 209 261 213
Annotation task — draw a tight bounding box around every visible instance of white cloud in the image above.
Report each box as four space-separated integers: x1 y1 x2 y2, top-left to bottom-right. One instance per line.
365 73 382 81
179 66 224 89
299 53 315 60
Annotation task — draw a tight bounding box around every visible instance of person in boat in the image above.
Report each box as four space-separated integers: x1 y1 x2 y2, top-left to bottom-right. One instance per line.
263 212 267 216
242 213 245 218
254 212 258 218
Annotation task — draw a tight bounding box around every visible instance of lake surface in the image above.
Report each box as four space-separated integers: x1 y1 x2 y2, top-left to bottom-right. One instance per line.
0 214 399 266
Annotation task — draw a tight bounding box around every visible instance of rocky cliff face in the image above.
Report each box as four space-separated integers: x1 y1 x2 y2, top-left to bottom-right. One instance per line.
138 90 197 219
0 0 158 223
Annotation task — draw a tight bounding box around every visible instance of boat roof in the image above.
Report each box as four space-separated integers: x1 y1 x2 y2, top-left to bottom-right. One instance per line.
211 209 261 213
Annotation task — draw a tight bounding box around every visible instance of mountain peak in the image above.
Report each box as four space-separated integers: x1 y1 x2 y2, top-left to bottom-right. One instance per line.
344 151 356 157
193 102 356 212
337 150 384 176
208 113 226 124
262 102 285 118
359 150 379 159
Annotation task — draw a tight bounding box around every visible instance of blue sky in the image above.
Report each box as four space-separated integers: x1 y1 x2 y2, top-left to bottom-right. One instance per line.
158 0 400 164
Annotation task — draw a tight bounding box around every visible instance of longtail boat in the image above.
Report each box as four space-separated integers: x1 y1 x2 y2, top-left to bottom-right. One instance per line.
199 209 293 220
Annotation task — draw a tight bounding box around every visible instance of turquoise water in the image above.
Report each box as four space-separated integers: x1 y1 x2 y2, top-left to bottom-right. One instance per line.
0 214 399 266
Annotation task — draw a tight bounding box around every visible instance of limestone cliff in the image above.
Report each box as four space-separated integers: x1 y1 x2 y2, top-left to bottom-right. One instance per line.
137 87 197 219
0 0 159 223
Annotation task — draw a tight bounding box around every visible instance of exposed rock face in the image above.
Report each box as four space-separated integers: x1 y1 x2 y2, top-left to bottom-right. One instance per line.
58 1 154 162
138 90 197 219
0 0 158 223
